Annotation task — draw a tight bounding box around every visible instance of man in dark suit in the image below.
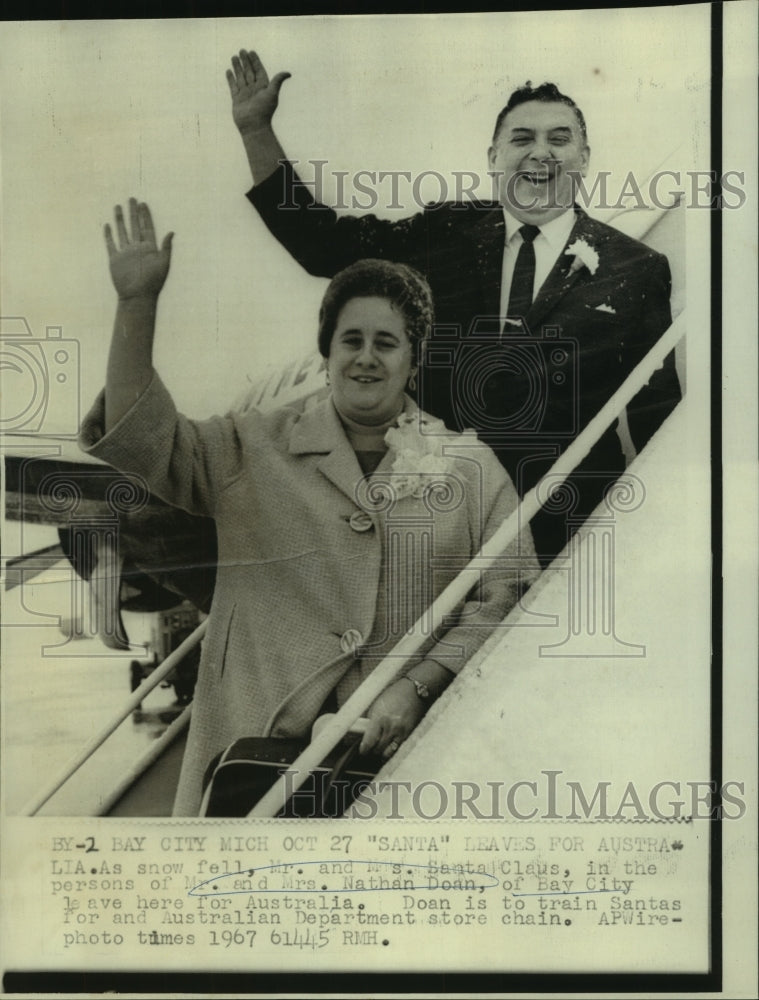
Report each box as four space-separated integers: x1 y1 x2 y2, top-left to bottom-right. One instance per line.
228 50 681 567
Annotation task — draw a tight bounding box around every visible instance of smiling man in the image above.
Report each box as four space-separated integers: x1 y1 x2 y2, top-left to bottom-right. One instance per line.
230 51 681 566
488 84 590 225
486 85 592 336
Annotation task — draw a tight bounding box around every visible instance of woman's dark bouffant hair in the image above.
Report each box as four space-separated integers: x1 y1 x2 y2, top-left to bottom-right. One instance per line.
317 259 434 362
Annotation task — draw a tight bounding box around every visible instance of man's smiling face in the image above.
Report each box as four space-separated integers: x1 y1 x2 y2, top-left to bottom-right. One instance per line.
488 100 590 225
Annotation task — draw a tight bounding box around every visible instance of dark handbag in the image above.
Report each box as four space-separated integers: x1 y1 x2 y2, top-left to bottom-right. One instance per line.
199 735 385 818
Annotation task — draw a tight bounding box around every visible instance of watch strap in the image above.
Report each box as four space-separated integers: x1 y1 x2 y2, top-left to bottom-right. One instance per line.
402 675 431 701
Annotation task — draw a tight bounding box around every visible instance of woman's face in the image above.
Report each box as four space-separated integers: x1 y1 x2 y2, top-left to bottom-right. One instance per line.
327 296 416 426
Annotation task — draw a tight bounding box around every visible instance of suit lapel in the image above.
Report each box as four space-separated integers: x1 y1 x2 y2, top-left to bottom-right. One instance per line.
526 208 598 331
468 208 506 325
464 206 605 334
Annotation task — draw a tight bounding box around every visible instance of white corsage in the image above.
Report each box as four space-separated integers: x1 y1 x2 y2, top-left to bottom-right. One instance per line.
384 413 460 500
565 237 600 275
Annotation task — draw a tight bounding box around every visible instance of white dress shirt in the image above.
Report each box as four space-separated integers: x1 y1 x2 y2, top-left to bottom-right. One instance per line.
499 207 577 320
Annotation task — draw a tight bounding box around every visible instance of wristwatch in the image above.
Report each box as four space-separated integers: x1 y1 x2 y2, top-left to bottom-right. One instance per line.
403 675 431 701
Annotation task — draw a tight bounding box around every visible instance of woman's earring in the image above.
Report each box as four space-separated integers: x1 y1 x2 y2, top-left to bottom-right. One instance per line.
408 369 417 391
325 370 331 387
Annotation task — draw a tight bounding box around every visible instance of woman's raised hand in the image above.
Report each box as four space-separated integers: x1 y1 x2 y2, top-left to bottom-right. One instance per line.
104 199 174 301
226 49 291 136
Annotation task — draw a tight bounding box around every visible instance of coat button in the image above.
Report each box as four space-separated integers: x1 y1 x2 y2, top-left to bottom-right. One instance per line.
349 511 374 532
340 628 364 655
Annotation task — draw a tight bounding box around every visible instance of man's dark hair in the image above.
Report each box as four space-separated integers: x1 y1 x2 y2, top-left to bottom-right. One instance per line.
318 259 433 363
492 82 588 145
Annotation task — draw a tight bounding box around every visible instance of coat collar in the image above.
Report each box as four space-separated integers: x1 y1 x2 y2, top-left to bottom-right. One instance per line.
288 393 420 502
288 393 349 456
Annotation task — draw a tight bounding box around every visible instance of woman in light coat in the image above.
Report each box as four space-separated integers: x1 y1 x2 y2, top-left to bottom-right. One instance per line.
81 199 539 815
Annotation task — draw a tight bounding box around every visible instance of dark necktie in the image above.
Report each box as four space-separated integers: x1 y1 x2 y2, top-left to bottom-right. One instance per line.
506 224 541 325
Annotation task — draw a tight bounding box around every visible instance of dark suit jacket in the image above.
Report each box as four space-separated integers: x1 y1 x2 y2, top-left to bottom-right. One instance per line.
248 161 681 564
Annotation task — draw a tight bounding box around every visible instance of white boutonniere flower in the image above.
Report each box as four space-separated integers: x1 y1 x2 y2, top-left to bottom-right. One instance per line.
384 413 460 500
565 238 600 275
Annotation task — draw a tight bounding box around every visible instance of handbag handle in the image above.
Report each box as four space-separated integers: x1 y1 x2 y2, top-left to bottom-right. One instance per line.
311 714 369 740
314 717 370 817
319 738 363 812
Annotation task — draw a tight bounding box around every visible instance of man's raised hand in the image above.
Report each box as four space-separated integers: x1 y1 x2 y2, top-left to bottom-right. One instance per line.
104 199 173 301
226 49 291 135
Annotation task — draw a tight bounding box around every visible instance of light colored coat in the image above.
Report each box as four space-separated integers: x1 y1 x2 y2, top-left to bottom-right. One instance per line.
81 376 538 815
